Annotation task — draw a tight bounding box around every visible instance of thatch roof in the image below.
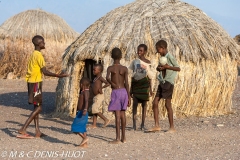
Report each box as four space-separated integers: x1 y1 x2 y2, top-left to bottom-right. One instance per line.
0 9 77 42
56 0 240 118
234 34 240 45
62 0 239 65
0 9 79 78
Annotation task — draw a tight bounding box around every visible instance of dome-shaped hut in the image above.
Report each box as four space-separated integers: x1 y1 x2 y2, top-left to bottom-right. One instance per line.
55 0 240 118
0 9 79 78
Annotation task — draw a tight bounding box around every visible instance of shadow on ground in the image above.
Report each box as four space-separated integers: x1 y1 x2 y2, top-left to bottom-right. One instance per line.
0 92 56 114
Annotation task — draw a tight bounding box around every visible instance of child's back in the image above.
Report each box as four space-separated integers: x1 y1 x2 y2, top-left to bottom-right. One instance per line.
107 64 128 89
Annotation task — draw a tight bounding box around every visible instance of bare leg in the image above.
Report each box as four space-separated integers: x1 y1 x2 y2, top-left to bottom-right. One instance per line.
147 97 161 132
78 132 88 146
120 111 126 143
109 111 121 144
97 112 110 127
88 114 98 129
165 99 176 133
153 97 160 127
132 97 138 130
19 105 42 134
140 101 147 130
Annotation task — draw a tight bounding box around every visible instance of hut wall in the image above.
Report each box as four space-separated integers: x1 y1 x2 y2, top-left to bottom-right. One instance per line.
55 51 238 119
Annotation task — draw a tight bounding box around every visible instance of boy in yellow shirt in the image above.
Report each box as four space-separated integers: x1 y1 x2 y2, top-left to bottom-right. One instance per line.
17 35 68 139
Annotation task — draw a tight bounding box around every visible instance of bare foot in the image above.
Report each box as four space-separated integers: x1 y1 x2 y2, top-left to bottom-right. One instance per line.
80 137 89 146
109 140 121 144
18 129 27 135
103 120 111 128
146 126 161 132
121 139 126 143
166 128 176 133
79 143 88 148
35 132 47 138
87 125 97 129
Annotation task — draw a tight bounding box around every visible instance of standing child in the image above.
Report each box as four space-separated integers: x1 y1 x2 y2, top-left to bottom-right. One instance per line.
106 48 131 144
17 35 68 139
129 44 154 131
71 77 90 148
88 64 111 129
147 40 180 133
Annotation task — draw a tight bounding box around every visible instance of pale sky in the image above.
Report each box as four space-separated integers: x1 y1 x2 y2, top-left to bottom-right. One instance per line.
0 0 239 37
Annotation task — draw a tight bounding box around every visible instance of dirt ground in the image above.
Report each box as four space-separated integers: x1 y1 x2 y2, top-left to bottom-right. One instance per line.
0 77 239 160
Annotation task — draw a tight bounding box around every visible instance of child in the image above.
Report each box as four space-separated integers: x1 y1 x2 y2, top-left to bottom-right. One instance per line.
17 35 68 139
106 48 131 144
71 77 90 148
129 44 154 131
147 40 180 133
88 64 111 129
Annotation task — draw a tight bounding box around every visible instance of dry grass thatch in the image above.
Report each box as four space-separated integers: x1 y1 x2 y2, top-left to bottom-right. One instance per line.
234 34 240 45
0 9 79 78
55 0 240 118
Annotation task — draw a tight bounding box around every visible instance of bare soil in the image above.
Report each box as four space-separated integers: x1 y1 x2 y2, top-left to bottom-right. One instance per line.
0 77 239 160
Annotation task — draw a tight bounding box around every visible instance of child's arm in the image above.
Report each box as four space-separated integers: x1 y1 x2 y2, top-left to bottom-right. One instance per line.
149 79 153 97
77 95 81 111
124 67 131 106
100 77 110 88
162 55 180 71
106 67 118 89
82 91 89 115
41 67 69 77
160 65 180 71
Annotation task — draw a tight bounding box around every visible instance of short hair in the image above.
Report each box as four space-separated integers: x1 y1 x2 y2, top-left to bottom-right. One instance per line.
138 44 148 51
32 35 44 45
80 77 90 87
94 64 103 72
155 40 167 49
111 47 122 60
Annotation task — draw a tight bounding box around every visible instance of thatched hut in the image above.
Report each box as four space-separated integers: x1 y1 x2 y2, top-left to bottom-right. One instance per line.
0 9 78 78
55 0 240 118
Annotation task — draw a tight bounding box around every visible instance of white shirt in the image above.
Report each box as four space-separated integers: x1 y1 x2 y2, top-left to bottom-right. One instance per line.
129 58 154 80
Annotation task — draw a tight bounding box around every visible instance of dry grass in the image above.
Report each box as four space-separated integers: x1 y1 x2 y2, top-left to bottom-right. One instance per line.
0 9 79 77
55 0 240 118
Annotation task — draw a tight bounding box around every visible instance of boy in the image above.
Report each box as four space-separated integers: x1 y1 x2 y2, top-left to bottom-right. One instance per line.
71 77 90 148
17 35 68 139
106 48 131 144
148 40 180 133
88 64 110 129
129 44 154 131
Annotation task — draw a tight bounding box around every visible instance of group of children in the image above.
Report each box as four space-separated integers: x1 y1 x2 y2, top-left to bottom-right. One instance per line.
16 35 180 148
71 40 180 147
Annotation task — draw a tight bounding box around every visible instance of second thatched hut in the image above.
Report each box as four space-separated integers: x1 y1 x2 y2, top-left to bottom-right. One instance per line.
55 0 240 118
0 9 79 78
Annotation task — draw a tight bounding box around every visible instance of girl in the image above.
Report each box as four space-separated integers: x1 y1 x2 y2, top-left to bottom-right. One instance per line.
129 44 154 131
71 77 90 147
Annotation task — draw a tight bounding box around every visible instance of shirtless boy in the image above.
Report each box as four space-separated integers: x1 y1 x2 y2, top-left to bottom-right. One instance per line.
106 48 131 144
88 64 110 129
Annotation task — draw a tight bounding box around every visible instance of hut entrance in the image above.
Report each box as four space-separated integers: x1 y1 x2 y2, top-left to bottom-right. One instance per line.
83 59 102 82
83 59 96 82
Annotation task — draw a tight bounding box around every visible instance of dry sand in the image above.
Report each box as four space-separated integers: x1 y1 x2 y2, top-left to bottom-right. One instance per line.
0 77 239 160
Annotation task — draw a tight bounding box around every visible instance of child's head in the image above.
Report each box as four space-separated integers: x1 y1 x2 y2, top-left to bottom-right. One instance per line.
32 35 45 49
155 40 167 56
80 77 90 90
93 64 103 75
111 48 122 60
137 44 148 57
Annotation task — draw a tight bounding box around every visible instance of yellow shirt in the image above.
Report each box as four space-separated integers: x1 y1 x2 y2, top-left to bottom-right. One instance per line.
26 50 45 83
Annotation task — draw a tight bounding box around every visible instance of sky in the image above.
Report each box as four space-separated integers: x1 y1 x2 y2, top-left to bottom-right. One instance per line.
0 0 239 37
